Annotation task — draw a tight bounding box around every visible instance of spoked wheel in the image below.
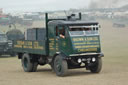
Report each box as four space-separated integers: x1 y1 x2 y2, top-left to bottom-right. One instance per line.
54 55 68 77
89 57 102 73
22 53 38 72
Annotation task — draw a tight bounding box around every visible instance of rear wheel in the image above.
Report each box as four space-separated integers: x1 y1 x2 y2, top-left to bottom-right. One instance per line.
89 57 102 73
54 55 68 76
21 53 38 72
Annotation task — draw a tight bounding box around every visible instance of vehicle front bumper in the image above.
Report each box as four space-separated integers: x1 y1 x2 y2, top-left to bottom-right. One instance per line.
69 53 104 57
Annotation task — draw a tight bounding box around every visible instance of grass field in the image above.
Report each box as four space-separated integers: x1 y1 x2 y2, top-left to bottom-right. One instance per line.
0 20 128 85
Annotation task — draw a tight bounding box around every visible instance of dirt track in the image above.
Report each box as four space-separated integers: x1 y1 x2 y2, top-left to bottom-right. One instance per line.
0 20 128 85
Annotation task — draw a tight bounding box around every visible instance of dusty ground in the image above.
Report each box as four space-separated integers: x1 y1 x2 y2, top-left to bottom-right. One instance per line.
0 20 128 85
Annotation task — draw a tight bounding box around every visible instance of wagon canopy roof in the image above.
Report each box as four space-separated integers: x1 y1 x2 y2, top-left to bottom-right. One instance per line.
48 20 99 26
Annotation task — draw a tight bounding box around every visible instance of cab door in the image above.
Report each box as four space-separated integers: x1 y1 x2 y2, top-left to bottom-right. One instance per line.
57 26 68 54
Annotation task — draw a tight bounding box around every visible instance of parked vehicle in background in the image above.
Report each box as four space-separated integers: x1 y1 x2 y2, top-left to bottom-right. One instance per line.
0 15 10 26
113 23 126 28
0 32 15 56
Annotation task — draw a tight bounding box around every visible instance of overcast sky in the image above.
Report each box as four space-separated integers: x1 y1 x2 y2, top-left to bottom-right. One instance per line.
0 0 127 13
0 0 90 13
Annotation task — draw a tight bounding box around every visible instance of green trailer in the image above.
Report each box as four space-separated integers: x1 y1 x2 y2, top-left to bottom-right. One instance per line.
13 13 104 76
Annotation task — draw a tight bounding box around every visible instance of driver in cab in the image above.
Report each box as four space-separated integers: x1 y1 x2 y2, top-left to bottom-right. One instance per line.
59 27 65 39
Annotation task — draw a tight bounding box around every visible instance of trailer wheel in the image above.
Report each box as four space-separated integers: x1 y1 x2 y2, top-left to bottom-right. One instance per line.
89 57 102 73
22 53 38 72
54 55 68 76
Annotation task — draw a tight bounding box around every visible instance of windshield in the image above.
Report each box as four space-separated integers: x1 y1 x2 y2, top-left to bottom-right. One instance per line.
69 25 99 36
0 34 7 42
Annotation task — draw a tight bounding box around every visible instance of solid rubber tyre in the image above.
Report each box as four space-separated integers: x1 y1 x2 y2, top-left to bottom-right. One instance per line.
21 53 38 72
89 57 102 73
54 55 68 76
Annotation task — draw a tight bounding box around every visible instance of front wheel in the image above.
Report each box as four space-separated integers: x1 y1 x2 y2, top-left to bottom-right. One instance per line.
89 57 102 73
54 55 68 76
21 53 38 72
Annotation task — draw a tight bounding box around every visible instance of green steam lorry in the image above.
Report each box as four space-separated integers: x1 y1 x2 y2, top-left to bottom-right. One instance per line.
13 13 104 76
